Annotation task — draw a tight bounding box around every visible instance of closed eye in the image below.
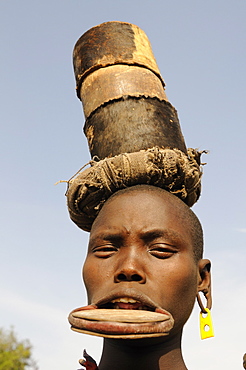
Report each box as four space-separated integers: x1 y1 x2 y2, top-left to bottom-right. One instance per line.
148 244 177 259
92 245 118 258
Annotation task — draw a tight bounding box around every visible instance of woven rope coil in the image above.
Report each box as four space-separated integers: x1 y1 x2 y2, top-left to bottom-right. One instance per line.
66 147 204 231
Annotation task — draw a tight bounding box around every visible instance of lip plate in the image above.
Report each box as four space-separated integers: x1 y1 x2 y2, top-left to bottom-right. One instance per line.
68 307 174 338
71 326 171 339
68 288 174 338
71 308 170 322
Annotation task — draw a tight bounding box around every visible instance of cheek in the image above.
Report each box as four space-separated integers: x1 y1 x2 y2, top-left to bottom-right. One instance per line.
156 260 198 321
82 257 112 301
82 257 96 292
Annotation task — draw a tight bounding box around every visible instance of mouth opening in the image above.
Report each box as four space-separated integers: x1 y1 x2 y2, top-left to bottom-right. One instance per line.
98 297 155 311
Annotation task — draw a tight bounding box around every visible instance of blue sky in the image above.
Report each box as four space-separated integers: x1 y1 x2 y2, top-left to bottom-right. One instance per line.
0 1 245 369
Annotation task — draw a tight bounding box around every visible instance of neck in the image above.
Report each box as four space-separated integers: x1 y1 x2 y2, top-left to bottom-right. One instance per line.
98 334 187 370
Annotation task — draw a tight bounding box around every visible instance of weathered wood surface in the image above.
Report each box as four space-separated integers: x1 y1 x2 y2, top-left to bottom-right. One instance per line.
73 21 164 93
73 21 187 160
84 97 187 159
80 65 167 118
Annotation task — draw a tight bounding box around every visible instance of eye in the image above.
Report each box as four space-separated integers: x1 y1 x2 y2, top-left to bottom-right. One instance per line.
148 244 177 259
92 245 118 258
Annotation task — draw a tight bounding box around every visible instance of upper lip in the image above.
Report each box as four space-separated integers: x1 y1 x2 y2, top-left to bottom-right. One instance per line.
93 288 165 313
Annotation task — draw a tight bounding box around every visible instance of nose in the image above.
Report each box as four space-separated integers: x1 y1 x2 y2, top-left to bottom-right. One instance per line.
114 250 146 284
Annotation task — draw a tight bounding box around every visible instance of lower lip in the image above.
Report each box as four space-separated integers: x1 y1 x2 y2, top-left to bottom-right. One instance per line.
68 306 174 339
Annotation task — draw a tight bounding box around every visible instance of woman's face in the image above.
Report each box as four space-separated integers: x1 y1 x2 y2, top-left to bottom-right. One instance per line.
83 189 210 337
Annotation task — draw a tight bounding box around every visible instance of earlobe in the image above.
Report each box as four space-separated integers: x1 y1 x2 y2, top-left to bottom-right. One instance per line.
197 259 211 290
197 258 212 310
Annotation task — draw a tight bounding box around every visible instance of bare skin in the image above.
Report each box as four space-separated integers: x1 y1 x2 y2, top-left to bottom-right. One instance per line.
83 187 211 370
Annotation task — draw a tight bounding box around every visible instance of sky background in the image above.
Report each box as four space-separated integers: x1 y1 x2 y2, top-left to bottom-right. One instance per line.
0 0 245 369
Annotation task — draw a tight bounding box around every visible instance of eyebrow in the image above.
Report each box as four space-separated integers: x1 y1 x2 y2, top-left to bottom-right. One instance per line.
89 232 124 248
89 229 182 248
139 229 182 244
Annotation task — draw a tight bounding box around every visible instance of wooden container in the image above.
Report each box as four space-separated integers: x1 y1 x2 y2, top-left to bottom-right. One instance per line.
73 21 187 159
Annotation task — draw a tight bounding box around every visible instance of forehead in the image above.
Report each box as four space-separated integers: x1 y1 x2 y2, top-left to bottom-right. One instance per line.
90 190 191 240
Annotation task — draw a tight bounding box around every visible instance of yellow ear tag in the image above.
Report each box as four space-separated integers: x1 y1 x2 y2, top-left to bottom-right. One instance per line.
199 308 214 340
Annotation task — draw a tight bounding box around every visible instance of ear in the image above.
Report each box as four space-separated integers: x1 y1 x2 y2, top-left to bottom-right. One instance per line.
197 258 212 309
